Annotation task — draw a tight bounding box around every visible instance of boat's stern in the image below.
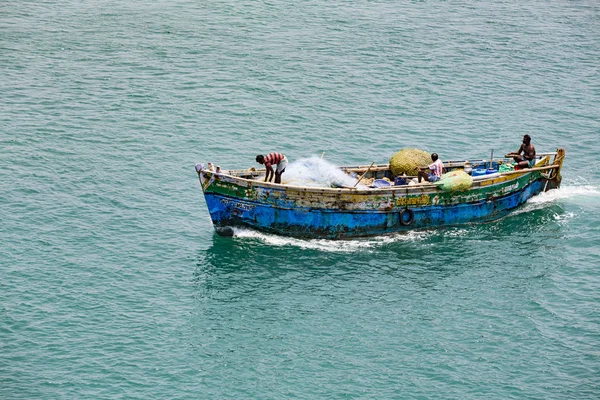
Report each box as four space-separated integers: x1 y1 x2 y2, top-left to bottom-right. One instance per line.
544 148 565 191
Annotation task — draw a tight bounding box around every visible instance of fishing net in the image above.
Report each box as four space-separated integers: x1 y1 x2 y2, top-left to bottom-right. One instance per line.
499 163 515 173
279 157 369 189
389 148 431 176
434 170 473 192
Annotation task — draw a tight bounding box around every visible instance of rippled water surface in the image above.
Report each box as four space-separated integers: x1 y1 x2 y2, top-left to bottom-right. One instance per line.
1 1 599 398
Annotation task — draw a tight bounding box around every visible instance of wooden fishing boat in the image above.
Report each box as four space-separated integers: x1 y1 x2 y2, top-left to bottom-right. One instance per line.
195 149 565 239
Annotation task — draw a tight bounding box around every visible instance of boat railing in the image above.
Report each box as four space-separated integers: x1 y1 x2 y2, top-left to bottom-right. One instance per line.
199 149 564 191
216 153 556 178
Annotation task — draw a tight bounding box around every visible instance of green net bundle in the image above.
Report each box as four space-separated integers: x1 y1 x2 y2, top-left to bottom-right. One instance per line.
389 148 431 176
498 163 515 173
434 170 473 192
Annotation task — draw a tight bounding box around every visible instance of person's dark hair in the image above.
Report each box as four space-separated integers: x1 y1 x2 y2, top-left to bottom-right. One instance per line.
431 153 438 162
256 155 264 164
523 134 531 144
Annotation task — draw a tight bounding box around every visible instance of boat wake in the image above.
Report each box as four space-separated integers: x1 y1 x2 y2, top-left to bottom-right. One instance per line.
230 227 432 252
512 182 599 223
528 183 599 205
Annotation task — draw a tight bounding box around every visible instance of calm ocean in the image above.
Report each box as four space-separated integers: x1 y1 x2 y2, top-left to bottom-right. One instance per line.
1 0 599 398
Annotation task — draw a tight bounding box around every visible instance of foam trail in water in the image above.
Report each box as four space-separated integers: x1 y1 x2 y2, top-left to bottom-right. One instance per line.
511 183 598 221
282 156 368 189
231 228 430 252
528 184 600 204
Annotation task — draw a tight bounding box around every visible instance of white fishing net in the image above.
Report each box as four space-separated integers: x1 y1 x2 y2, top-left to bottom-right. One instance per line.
275 157 368 188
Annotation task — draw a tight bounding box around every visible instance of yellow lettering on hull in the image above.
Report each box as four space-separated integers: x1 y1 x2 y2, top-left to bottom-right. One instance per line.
395 195 431 207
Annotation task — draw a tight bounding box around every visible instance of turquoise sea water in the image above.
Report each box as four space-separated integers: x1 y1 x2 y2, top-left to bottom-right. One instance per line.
2 1 599 398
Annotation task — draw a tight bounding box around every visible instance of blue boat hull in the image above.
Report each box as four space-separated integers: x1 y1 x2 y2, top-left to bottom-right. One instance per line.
203 179 545 239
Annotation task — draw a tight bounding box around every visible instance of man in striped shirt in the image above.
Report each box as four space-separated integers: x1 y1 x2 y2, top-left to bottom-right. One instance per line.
256 152 288 184
418 153 444 183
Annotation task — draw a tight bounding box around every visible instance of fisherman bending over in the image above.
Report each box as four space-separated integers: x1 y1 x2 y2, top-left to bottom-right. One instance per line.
256 152 288 184
418 153 444 183
510 134 536 169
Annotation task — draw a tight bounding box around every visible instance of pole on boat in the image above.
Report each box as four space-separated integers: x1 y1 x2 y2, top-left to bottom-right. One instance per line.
354 162 375 188
489 149 494 170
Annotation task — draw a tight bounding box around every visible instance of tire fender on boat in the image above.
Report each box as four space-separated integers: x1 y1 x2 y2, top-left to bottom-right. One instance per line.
399 208 415 226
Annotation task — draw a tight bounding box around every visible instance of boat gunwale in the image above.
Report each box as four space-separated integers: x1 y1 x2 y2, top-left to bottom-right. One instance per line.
199 161 556 195
202 177 541 213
